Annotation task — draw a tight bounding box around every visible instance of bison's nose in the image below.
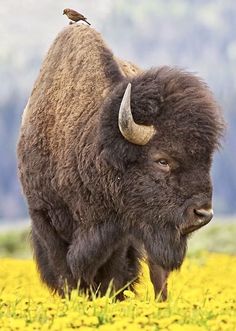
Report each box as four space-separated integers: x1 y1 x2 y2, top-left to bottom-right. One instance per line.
194 208 214 224
181 206 213 235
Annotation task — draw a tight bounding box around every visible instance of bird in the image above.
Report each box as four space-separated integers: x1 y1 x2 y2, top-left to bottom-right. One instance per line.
63 8 91 25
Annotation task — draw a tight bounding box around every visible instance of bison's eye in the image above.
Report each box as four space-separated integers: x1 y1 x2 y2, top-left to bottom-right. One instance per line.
156 159 170 171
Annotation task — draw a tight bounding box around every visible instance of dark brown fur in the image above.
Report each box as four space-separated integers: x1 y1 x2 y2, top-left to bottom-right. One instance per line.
17 25 224 299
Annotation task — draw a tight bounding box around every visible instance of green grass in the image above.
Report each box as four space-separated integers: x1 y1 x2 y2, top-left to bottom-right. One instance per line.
0 229 31 258
188 221 236 256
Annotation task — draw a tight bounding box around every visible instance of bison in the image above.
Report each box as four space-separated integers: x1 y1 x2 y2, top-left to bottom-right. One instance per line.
17 25 224 300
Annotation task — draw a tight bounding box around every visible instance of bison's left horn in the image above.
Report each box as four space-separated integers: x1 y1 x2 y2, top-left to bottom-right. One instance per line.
118 83 156 145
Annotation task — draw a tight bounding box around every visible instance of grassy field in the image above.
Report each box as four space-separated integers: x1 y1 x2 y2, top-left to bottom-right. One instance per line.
0 253 236 330
0 222 236 330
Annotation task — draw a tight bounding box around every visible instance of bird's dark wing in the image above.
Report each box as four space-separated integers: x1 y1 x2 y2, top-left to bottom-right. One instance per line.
70 9 86 19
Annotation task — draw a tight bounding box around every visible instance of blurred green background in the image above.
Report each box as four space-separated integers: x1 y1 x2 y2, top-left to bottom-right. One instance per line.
1 0 236 257
1 221 236 258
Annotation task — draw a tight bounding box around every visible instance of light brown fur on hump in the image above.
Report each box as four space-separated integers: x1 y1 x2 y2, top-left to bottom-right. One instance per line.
21 25 141 159
115 57 142 77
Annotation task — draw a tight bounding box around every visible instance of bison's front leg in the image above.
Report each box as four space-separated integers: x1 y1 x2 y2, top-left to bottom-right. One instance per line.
94 244 141 298
67 222 124 286
148 260 169 301
30 208 76 295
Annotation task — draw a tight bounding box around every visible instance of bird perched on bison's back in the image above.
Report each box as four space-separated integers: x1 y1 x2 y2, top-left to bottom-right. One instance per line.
63 8 91 25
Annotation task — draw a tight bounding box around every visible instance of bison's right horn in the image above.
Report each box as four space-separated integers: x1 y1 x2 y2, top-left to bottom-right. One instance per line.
118 83 156 145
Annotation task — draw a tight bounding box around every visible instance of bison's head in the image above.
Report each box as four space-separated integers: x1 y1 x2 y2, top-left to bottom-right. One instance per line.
98 66 224 271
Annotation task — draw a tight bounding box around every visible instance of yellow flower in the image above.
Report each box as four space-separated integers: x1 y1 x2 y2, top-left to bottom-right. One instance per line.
169 324 207 331
124 290 135 299
157 315 181 328
0 253 236 331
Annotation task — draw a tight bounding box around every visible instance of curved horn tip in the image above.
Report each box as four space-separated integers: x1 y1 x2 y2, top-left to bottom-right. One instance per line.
126 82 131 92
122 83 132 106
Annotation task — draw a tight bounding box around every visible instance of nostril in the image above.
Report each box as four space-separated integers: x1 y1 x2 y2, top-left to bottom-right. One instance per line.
181 207 213 235
194 208 214 223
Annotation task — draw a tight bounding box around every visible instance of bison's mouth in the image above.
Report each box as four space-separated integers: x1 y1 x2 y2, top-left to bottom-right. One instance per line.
180 208 213 235
180 220 208 235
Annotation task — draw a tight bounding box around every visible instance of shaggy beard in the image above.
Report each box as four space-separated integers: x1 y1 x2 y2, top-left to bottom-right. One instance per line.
131 213 188 271
145 223 187 271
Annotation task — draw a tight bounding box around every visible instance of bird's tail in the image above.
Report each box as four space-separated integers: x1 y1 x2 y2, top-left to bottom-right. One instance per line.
85 19 91 26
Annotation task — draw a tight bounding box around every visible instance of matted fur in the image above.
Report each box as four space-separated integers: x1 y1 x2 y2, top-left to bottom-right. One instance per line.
17 25 224 299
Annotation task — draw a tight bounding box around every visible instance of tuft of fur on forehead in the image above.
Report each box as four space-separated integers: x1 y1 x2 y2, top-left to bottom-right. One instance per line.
132 67 225 149
98 66 225 169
